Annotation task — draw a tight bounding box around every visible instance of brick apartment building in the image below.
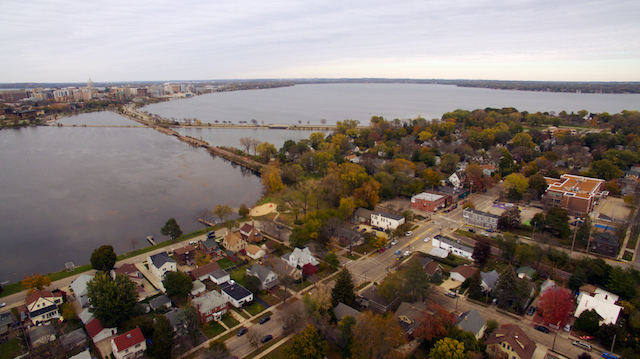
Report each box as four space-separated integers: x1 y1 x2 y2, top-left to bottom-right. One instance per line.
543 174 605 216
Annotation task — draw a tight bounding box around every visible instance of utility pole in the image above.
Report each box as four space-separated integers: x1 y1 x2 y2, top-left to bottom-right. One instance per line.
570 216 579 256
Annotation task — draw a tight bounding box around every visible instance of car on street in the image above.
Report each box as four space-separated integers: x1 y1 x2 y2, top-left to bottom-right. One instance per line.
534 325 550 333
259 316 271 324
526 306 536 316
261 335 273 343
481 232 489 237
572 340 592 351
385 243 392 249
391 240 398 246
378 248 386 253
0 303 6 308
360 228 367 232
579 335 594 340
423 237 431 242
564 323 572 332
394 250 401 255
445 291 457 298
189 240 197 245
404 251 410 256
405 231 412 236
237 327 248 336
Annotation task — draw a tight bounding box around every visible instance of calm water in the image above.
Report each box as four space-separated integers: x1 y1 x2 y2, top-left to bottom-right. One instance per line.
142 83 640 125
0 118 263 282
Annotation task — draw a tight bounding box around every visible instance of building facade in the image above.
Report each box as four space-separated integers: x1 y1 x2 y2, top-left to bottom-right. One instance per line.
371 211 405 230
463 208 499 230
410 192 446 212
543 174 605 216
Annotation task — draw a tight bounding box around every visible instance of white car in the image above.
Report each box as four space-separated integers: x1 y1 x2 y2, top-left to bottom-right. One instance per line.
423 237 431 243
391 240 398 246
404 251 410 256
0 302 5 308
481 232 489 237
405 231 413 236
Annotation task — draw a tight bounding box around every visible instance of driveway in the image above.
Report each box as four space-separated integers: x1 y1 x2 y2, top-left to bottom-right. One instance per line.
440 278 462 292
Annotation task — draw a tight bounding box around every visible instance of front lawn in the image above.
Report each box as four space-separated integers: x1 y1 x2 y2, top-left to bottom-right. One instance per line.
216 257 236 270
232 307 250 319
202 321 226 338
245 302 266 316
228 265 250 286
0 339 22 359
258 293 281 306
221 313 240 328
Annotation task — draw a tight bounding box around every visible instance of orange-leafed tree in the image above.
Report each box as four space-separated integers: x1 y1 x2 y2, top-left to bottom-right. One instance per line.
22 274 52 294
538 287 574 326
350 311 406 359
414 302 456 341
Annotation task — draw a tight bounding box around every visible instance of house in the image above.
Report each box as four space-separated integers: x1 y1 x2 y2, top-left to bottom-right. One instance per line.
222 230 248 252
70 273 94 308
198 238 224 259
371 211 405 230
456 309 486 339
543 174 605 216
540 279 556 293
85 317 118 343
463 208 500 230
481 270 499 292
69 351 92 359
110 327 146 359
432 235 474 259
270 257 303 282
353 207 373 224
450 265 477 282
575 286 622 325
449 173 461 188
590 232 620 257
332 227 365 248
209 269 231 285
333 303 362 321
245 244 267 260
164 308 184 332
485 324 536 359
516 266 538 281
436 185 470 200
191 290 229 323
189 262 221 281
114 263 144 284
173 244 196 266
246 263 279 290
226 250 240 262
191 280 206 296
344 154 360 163
282 247 319 268
411 192 446 213
148 252 176 281
239 221 262 243
220 281 253 308
359 286 399 312
482 165 498 176
149 295 172 310
419 257 443 277
395 301 429 336
29 324 56 347
26 289 64 324
60 328 87 351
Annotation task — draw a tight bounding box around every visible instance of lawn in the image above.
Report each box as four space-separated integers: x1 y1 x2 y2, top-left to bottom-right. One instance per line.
202 321 226 338
344 253 360 260
221 313 240 328
216 257 236 270
355 281 371 291
261 337 293 359
232 307 250 319
295 280 313 291
258 293 281 306
245 302 266 316
0 339 22 359
228 265 249 286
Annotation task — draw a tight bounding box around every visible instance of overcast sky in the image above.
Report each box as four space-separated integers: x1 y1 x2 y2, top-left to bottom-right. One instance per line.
1 0 639 83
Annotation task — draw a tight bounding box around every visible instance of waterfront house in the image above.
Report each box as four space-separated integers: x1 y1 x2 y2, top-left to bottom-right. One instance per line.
173 244 196 266
26 289 63 325
222 230 248 252
110 327 146 359
198 237 224 260
70 273 94 308
113 263 144 284
148 252 176 281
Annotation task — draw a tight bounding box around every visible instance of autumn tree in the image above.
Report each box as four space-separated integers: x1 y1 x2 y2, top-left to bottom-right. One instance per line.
256 142 277 162
350 311 406 359
163 271 193 298
331 268 356 307
498 206 521 229
527 173 548 199
472 238 492 268
423 168 441 189
465 163 485 191
538 288 574 326
238 204 250 218
285 324 328 359
504 173 528 200
261 164 284 193
90 245 117 271
60 302 77 321
161 218 183 242
414 302 456 341
213 204 233 222
204 340 230 359
302 263 318 278
21 274 52 294
195 208 214 228
87 272 138 328
430 338 466 359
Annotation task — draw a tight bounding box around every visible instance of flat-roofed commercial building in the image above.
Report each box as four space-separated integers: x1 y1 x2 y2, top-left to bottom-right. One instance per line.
411 192 446 212
543 174 605 216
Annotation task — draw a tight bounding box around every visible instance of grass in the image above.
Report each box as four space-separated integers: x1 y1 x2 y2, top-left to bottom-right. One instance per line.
216 257 236 270
245 302 266 316
221 313 240 328
353 243 373 254
0 339 21 359
261 337 293 359
232 307 250 319
623 251 634 261
355 281 371 291
251 311 273 324
201 321 226 338
228 265 249 286
295 280 313 291
345 253 359 260
243 335 283 359
258 293 281 306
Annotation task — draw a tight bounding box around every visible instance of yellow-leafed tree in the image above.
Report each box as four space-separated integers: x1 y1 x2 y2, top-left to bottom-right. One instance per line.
285 324 328 359
22 274 52 295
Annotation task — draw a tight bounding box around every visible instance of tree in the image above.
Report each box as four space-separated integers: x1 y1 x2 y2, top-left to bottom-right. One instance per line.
324 252 339 270
504 173 528 200
161 218 183 242
261 164 284 193
245 275 262 294
528 173 549 199
607 266 636 299
149 315 174 359
494 266 519 308
577 353 592 359
350 311 405 359
467 271 484 300
21 273 52 294
472 238 492 267
87 272 138 328
414 302 456 341
239 137 253 154
587 159 624 180
163 271 193 298
60 302 77 321
498 206 522 229
423 169 441 189
246 330 261 349
485 319 499 336
545 206 571 238
575 216 592 246
568 268 587 292
574 309 601 334
90 245 117 271
402 259 432 302
195 208 214 228
538 288 574 326
256 142 277 162
285 324 328 359
331 268 356 307
213 204 232 222
238 204 250 218
302 263 318 278
430 338 466 359
204 340 230 359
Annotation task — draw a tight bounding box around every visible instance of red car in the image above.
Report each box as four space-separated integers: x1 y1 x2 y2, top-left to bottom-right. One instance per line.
579 335 594 340
378 248 386 253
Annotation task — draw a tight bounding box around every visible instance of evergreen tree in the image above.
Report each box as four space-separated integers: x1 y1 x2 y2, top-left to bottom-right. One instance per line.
494 266 519 308
467 271 484 301
575 217 592 247
402 259 432 302
160 218 183 242
87 272 138 328
472 238 492 268
150 316 174 359
568 268 587 293
331 268 356 307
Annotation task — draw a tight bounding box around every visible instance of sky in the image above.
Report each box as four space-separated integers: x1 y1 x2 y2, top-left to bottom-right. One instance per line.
1 0 639 83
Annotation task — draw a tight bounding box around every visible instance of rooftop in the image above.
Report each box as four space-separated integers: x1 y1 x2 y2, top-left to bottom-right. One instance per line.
112 327 145 352
412 192 444 202
545 174 604 196
463 207 500 219
485 324 536 359
372 211 404 221
149 252 175 268
192 290 228 313
456 308 486 336
220 281 253 301
174 244 196 255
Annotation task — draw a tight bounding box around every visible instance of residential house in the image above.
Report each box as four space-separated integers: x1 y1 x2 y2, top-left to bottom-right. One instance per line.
450 265 477 282
173 244 196 266
371 211 405 230
432 235 474 259
419 257 443 277
485 324 536 359
220 281 253 308
60 328 87 351
70 273 94 308
449 173 462 188
481 270 499 293
191 280 206 297
463 208 500 230
540 279 556 294
282 247 319 268
192 290 229 323
246 263 279 290
456 309 486 339
164 308 184 332
110 327 146 359
189 262 221 281
353 207 373 224
0 312 15 336
543 174 605 216
148 252 176 281
114 263 144 284
482 165 498 176
395 301 429 337
29 324 56 347
239 221 262 243
26 289 63 324
575 285 622 325
68 351 92 359
270 257 303 282
198 238 224 259
333 303 362 321
590 232 620 257
245 244 267 260
332 227 365 249
516 266 538 281
359 286 399 312
209 269 231 285
222 231 248 252
149 295 172 311
226 250 240 262
410 192 446 213
344 154 360 163
85 317 118 343
437 185 470 200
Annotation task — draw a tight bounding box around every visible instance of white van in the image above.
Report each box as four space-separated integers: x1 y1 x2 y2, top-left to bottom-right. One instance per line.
572 341 592 351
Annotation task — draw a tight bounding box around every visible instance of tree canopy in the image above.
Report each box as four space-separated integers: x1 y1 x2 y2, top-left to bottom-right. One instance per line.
331 268 356 307
472 238 492 267
87 272 138 328
430 338 466 359
90 245 117 271
21 273 52 294
163 271 193 298
160 218 183 241
538 288 574 326
285 324 328 359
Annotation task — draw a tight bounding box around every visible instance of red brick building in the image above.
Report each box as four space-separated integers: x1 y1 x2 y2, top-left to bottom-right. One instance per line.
543 174 605 216
410 192 446 212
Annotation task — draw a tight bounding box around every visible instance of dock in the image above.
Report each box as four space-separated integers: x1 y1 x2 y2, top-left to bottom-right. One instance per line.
146 236 156 245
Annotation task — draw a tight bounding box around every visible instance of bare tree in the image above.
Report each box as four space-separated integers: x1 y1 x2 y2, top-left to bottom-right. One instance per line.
249 138 262 155
320 119 327 125
129 238 139 252
195 208 214 228
247 330 261 349
239 137 252 154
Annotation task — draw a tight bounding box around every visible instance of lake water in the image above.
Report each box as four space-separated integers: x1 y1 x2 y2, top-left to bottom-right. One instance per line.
142 83 640 125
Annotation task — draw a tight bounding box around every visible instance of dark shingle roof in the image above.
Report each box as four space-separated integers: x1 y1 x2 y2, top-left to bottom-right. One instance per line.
456 309 486 336
150 252 175 268
373 211 404 221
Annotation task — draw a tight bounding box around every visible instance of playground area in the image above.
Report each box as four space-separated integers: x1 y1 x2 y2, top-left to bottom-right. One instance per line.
487 202 545 223
596 196 632 221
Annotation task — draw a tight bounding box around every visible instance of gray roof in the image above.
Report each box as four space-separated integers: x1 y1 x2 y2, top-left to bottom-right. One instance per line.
435 235 474 253
481 270 500 290
70 274 94 296
210 269 230 280
149 295 172 309
373 211 404 221
463 207 500 219
150 252 175 268
456 309 486 336
164 308 184 329
333 303 362 321
247 263 277 283
192 291 228 314
593 232 620 247
69 351 92 359
396 302 428 334
420 257 434 268
30 324 56 343
60 328 87 350
354 207 373 219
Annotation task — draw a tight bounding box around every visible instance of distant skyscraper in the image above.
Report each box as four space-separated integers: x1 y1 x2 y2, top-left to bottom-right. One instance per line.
87 78 95 91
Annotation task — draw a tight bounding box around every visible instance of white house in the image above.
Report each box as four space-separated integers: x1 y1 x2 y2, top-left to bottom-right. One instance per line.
209 270 231 285
70 274 94 308
449 173 461 188
432 235 474 259
371 211 405 230
282 247 319 268
245 244 267 260
246 263 279 290
26 289 63 325
450 265 477 282
220 281 253 308
575 286 622 325
111 327 146 359
86 317 118 344
148 252 176 281
480 270 500 293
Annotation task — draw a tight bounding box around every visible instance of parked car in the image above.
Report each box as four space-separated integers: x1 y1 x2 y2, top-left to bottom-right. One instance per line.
404 251 410 256
360 228 367 232
261 335 273 343
405 231 412 236
468 228 475 233
385 243 392 249
572 341 592 351
259 316 271 324
423 237 431 243
207 231 216 238
564 323 572 332
602 352 621 359
378 248 386 253
391 240 398 246
0 303 5 308
237 327 248 337
526 306 536 316
189 240 197 245
445 291 457 298
579 335 594 340
481 232 489 237
534 325 550 333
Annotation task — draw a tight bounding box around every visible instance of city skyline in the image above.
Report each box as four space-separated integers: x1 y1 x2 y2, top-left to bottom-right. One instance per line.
1 0 639 83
